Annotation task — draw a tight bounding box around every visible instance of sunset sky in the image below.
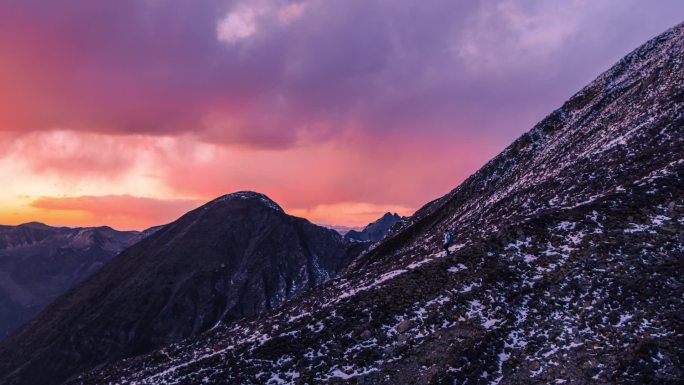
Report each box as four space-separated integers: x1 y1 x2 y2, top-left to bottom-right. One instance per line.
1 1 682 230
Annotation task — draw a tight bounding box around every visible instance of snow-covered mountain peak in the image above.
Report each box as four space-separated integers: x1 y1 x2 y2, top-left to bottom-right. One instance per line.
212 191 285 212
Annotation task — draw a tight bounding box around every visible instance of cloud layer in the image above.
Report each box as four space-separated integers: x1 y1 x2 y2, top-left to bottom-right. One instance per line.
0 0 682 228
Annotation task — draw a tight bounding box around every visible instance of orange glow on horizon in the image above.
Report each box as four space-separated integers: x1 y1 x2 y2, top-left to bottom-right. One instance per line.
0 129 497 230
0 198 415 231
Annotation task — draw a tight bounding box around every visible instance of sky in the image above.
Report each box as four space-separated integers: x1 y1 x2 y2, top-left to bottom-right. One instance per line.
0 0 682 230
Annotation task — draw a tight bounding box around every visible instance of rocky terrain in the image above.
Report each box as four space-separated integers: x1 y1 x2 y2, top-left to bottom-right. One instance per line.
66 21 684 385
0 222 153 338
0 192 368 385
345 213 406 242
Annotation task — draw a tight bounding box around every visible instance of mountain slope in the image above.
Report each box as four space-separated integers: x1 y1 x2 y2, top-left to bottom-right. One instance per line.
0 192 367 385
0 222 150 338
71 22 684 385
345 212 406 242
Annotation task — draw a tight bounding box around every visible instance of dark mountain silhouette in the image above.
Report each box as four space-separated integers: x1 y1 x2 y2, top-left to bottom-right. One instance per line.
345 212 406 242
0 191 368 385
69 22 684 385
0 222 152 338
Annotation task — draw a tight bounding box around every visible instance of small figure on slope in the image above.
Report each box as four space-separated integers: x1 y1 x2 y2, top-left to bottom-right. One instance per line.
444 230 454 256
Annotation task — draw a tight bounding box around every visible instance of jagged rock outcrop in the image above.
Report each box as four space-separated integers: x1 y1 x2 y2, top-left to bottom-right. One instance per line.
0 222 151 338
68 21 684 385
0 192 367 385
345 212 406 242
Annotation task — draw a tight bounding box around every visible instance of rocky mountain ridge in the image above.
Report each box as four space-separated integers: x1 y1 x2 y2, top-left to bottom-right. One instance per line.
0 222 152 338
345 213 406 242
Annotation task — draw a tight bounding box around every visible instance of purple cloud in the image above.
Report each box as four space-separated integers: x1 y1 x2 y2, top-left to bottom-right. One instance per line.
0 0 682 150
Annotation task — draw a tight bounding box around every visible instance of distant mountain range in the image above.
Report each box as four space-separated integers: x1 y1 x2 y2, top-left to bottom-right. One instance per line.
319 224 363 236
0 222 157 338
0 192 369 385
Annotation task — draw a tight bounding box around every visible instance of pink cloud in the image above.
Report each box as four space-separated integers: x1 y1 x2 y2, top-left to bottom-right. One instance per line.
6 131 140 178
153 131 501 211
1 0 679 149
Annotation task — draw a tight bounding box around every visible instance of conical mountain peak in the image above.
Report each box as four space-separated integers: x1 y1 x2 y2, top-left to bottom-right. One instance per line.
209 191 284 213
0 192 366 385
